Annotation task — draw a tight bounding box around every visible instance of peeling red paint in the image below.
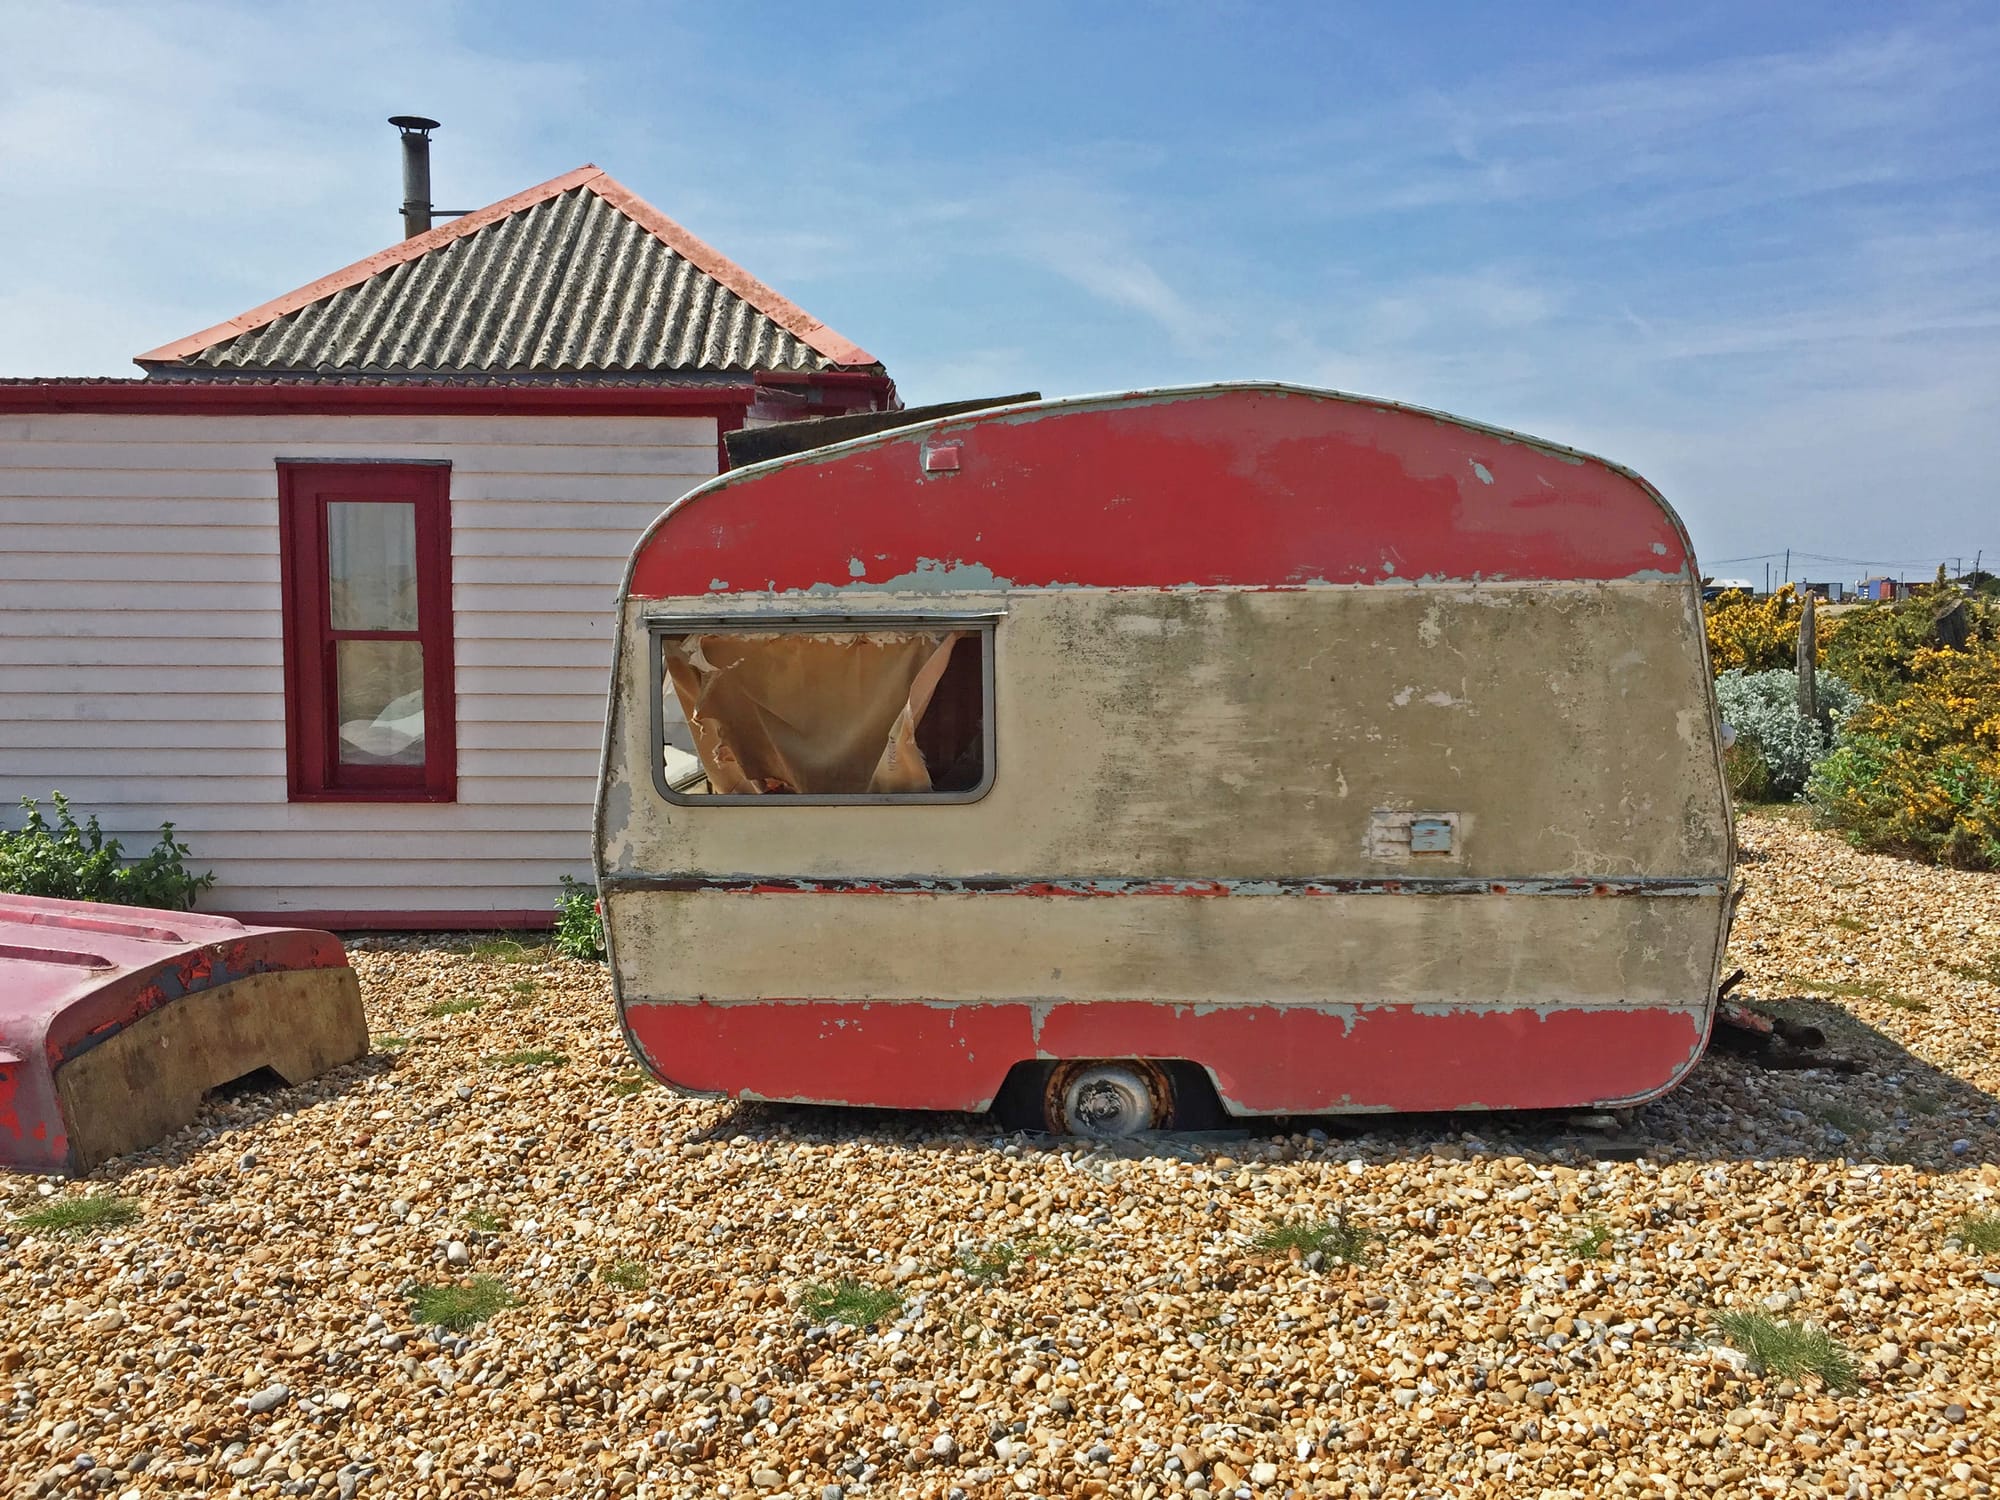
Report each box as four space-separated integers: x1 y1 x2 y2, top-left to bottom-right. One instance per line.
628 386 1687 598
623 999 1706 1115
0 1060 21 1141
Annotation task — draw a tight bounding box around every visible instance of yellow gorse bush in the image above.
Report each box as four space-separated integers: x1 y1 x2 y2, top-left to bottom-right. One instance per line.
1807 642 2000 870
1703 585 1833 674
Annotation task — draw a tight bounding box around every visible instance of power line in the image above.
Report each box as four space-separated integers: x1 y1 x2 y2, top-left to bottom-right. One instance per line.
1704 549 1996 572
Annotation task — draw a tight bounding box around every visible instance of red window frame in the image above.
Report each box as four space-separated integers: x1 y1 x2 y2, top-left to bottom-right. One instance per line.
278 461 456 802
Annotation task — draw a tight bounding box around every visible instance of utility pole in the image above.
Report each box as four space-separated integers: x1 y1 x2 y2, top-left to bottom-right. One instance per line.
1783 548 1790 588
1764 562 1771 595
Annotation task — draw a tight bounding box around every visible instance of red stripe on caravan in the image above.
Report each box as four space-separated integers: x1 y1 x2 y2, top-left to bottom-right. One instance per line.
628 387 1689 598
621 999 1707 1115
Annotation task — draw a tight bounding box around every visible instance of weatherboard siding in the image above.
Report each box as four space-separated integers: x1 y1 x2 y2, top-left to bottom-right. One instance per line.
0 411 712 919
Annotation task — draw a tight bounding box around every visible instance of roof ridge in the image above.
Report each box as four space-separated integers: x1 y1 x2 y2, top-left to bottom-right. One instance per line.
134 166 608 367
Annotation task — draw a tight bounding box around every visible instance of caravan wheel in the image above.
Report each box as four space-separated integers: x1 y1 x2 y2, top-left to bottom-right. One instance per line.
1042 1059 1173 1139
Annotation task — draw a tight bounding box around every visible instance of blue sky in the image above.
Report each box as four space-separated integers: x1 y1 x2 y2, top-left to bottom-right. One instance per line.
4 1 1996 582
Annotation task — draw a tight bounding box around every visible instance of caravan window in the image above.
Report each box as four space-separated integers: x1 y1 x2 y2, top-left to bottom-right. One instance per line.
651 622 993 803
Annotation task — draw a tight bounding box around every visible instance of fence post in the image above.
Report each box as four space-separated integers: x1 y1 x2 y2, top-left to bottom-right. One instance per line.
1796 591 1818 727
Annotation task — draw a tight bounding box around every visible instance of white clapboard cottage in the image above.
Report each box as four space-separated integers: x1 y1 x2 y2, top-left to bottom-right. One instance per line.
0 160 894 927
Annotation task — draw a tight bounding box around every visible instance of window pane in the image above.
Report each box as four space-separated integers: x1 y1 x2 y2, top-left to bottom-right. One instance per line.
660 629 986 797
328 502 418 631
337 639 426 766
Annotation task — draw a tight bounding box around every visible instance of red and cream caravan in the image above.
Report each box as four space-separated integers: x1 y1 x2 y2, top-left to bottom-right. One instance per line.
595 384 1735 1134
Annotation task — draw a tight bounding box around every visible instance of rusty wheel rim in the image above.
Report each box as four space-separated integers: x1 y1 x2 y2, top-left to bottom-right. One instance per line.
1044 1059 1172 1138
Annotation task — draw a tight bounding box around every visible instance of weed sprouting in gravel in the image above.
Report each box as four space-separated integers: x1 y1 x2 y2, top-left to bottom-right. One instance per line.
1568 1222 1615 1258
1883 994 1930 1012
426 997 483 1017
602 1260 650 1291
960 1232 1076 1282
467 937 546 965
1944 952 2000 987
959 1243 1020 1283
463 1207 504 1234
800 1279 903 1328
15 1195 139 1237
484 1049 566 1069
373 1034 410 1051
1956 1213 2000 1254
608 1075 652 1097
1814 1102 1876 1136
409 1276 517 1331
1711 1310 1858 1392
1829 914 1872 932
1250 1214 1378 1266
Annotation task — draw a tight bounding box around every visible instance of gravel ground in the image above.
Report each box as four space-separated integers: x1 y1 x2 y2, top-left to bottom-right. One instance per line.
6 810 2000 1500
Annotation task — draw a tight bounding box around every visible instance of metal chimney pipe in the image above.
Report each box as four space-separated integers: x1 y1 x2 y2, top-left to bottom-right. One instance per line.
389 116 441 239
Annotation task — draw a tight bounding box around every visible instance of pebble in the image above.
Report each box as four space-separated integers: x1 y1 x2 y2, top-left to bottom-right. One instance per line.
3 812 1996 1500
246 1383 291 1414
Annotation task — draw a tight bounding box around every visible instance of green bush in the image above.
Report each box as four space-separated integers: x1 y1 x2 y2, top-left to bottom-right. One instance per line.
0 793 215 910
1705 586 1812 674
1713 669 1861 800
554 874 607 961
1821 595 1995 702
1722 736 1774 801
1807 645 2000 869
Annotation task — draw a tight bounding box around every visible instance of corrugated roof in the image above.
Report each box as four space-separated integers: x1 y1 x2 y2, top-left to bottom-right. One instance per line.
137 166 880 379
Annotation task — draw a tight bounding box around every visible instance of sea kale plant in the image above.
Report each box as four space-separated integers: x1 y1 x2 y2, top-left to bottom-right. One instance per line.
1713 669 1861 801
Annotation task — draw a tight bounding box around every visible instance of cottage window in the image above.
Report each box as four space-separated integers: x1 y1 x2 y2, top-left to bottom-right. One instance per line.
278 462 456 801
651 621 993 803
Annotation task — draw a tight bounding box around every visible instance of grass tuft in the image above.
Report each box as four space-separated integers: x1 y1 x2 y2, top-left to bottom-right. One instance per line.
1943 951 2000 987
1712 1310 1858 1392
467 937 545 965
408 1276 517 1331
1957 1213 2000 1255
426 997 483 1017
373 1034 410 1051
463 1206 504 1234
800 1279 903 1328
484 1049 566 1069
1250 1214 1378 1266
602 1260 649 1291
608 1075 652 1097
959 1243 1019 1284
16 1195 140 1237
1568 1222 1614 1258
1814 1102 1876 1136
1829 915 1872 933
